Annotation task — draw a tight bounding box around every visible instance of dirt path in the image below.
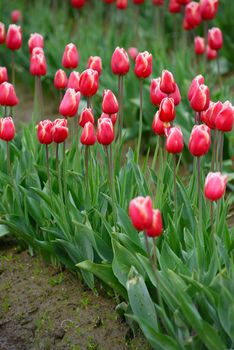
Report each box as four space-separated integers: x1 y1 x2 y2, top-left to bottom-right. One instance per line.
0 238 150 350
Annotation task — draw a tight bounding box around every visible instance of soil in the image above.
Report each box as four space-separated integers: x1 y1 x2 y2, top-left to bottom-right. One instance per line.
0 238 150 350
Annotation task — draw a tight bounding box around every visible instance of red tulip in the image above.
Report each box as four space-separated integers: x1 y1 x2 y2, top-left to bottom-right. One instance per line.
0 67 8 84
208 27 223 51
185 2 201 29
62 43 79 69
31 47 44 56
30 52 47 76
183 16 193 31
67 71 80 92
97 117 115 145
150 78 166 106
37 120 53 144
206 45 217 60
177 0 190 4
0 82 19 106
158 97 176 123
80 122 96 145
166 126 184 154
172 84 181 106
215 101 234 132
28 33 44 54
152 0 164 5
111 47 130 76
87 56 102 76
169 0 181 13
146 209 163 237
160 70 176 95
100 113 117 126
201 101 222 129
11 10 22 23
6 24 22 50
133 0 144 4
189 82 210 112
59 88 80 117
0 22 6 44
116 0 128 9
54 69 68 90
152 111 165 136
71 0 85 8
129 196 153 231
188 75 204 100
102 89 119 115
204 172 227 201
189 124 211 157
52 118 68 143
128 47 138 60
194 37 205 55
200 0 218 20
0 117 15 141
79 69 99 97
79 108 95 127
134 51 152 79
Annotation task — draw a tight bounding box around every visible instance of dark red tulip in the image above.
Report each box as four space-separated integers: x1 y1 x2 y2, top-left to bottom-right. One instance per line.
11 10 22 23
206 45 217 60
116 0 128 9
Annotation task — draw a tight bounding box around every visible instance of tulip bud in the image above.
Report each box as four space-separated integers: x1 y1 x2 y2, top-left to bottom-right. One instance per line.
100 113 117 126
116 0 128 9
215 101 234 132
129 196 153 231
158 97 176 123
152 0 164 5
152 111 165 136
79 108 95 127
62 43 79 69
194 37 205 55
0 22 6 44
201 101 222 129
0 117 15 141
188 75 204 100
169 0 181 13
204 172 227 201
190 83 210 112
80 122 96 145
71 0 85 8
0 82 19 106
11 10 22 23
166 126 184 154
52 118 68 143
28 33 44 54
189 124 211 157
0 67 8 84
111 47 130 76
183 16 193 31
200 0 218 20
87 56 102 76
160 70 176 95
150 78 167 107
67 71 80 92
6 24 22 50
208 27 223 51
102 89 119 115
54 69 68 90
184 2 201 28
134 51 152 79
97 117 115 145
30 52 47 76
206 45 217 60
128 47 138 61
37 120 53 144
79 69 99 97
59 88 80 117
146 209 163 237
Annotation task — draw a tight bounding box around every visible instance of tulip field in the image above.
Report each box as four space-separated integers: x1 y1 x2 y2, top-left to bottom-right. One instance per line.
0 0 234 349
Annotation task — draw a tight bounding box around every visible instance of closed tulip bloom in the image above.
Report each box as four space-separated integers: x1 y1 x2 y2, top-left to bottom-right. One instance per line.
169 0 181 13
206 45 217 60
128 47 138 61
166 126 184 154
102 89 119 114
189 124 211 157
80 122 96 145
52 118 68 143
37 120 53 144
0 22 6 44
134 51 152 79
31 47 44 56
11 10 22 23
183 16 193 31
160 70 176 95
150 78 166 106
215 101 234 132
116 0 128 9
59 88 80 117
111 47 130 76
188 74 204 100
30 52 47 76
159 97 176 123
201 101 223 129
204 172 227 201
177 0 190 4
0 67 8 84
200 0 218 20
152 111 165 136
185 2 201 28
194 37 205 55
129 196 153 231
67 71 80 92
146 209 163 237
87 56 102 76
79 108 95 127
152 0 164 5
100 112 117 126
28 33 44 54
190 83 210 112
6 24 22 50
172 84 181 106
0 82 19 106
97 117 115 145
79 69 99 97
62 43 79 69
54 69 68 90
0 117 15 141
71 0 85 8
208 27 223 51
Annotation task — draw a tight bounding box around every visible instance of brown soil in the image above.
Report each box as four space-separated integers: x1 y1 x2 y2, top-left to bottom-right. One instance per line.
0 238 150 350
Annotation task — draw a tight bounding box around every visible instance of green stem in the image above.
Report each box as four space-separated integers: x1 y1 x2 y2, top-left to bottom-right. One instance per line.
203 21 208 73
210 200 214 237
84 146 90 200
217 52 222 90
63 140 68 203
4 106 7 118
46 144 52 198
197 157 203 238
106 145 117 229
6 142 11 175
87 96 91 108
117 75 124 141
136 79 143 163
211 129 217 172
56 143 63 201
173 155 177 219
219 132 224 172
151 136 160 170
11 51 15 86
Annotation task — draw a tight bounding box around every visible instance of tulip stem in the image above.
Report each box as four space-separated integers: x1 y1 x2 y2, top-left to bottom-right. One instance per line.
151 136 160 170
210 200 214 236
45 144 52 198
59 89 63 104
4 106 7 118
197 157 203 238
6 142 11 175
117 75 124 141
84 146 90 200
211 129 217 171
217 53 222 90
219 132 224 172
136 79 143 163
56 143 63 200
203 21 208 72
63 141 68 203
11 52 15 87
106 145 117 229
173 155 177 219
87 96 91 109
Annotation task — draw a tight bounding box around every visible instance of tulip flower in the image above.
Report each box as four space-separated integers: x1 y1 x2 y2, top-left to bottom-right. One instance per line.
97 117 115 145
160 70 176 95
184 2 201 29
30 52 47 76
100 112 117 126
169 0 181 13
189 82 210 113
129 196 153 231
52 119 68 144
54 69 68 90
28 33 44 53
201 101 222 129
6 24 22 51
134 51 152 79
200 0 219 20
62 43 79 69
150 78 167 107
0 67 8 84
194 37 205 55
87 56 102 76
206 45 217 60
59 88 80 117
116 0 128 9
37 120 53 145
80 121 96 145
11 10 22 23
208 27 223 51
128 47 138 61
0 22 5 44
79 108 95 127
188 75 204 100
0 117 15 174
189 124 211 157
204 172 226 201
166 126 184 154
71 0 85 8
146 209 163 237
158 97 176 123
215 101 234 133
0 82 19 106
152 111 165 136
79 69 99 102
67 71 80 92
102 89 119 115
